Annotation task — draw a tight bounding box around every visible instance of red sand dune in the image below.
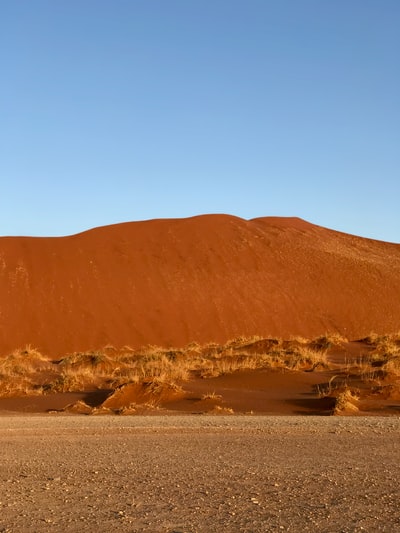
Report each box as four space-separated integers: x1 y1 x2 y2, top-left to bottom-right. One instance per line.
0 214 400 357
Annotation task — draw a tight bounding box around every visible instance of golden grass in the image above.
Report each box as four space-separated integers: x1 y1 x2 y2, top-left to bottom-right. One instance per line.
0 345 53 397
0 336 328 397
0 336 334 397
201 392 223 401
4 333 400 400
360 333 400 377
333 388 360 415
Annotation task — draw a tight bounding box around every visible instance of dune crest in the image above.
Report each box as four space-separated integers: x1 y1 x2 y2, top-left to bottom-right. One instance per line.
0 214 399 356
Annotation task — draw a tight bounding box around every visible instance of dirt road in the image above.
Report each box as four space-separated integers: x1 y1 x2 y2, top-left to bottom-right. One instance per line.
0 415 399 532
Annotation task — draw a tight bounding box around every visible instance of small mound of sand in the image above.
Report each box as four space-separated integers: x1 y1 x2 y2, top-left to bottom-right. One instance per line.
237 338 281 354
115 403 137 415
208 405 235 415
62 400 92 415
90 406 114 416
101 380 186 410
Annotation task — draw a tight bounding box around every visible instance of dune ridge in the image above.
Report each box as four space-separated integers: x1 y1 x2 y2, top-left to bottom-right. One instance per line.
0 214 399 357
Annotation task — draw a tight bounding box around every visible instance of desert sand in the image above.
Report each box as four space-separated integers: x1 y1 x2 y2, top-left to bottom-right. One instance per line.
1 215 400 357
1 215 400 417
0 415 399 532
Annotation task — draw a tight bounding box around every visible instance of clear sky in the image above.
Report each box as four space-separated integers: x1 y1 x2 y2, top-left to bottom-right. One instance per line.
1 0 399 242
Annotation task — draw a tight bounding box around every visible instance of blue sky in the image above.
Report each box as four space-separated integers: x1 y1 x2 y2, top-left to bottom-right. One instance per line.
1 0 399 241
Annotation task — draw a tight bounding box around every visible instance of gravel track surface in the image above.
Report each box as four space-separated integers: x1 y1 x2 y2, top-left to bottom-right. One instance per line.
0 415 399 532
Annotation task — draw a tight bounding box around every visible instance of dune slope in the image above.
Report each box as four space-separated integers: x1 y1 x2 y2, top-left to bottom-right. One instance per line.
0 215 399 356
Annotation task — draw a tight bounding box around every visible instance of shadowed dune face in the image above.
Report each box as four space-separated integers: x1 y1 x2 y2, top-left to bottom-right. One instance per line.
0 214 400 357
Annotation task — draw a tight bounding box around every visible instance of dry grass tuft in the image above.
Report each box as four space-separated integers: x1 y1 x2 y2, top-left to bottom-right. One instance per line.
333 388 360 415
310 333 347 352
201 392 223 401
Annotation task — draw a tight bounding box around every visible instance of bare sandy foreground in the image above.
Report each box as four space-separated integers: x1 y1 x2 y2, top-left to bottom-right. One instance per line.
0 416 399 533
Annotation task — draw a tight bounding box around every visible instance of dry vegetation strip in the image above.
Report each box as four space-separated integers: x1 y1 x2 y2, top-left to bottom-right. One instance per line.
1 333 400 412
0 335 335 397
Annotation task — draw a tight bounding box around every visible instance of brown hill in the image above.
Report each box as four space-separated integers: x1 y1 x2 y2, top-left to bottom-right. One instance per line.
0 215 399 357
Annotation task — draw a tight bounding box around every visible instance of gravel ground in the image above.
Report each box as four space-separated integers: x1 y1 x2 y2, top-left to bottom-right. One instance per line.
0 415 399 532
